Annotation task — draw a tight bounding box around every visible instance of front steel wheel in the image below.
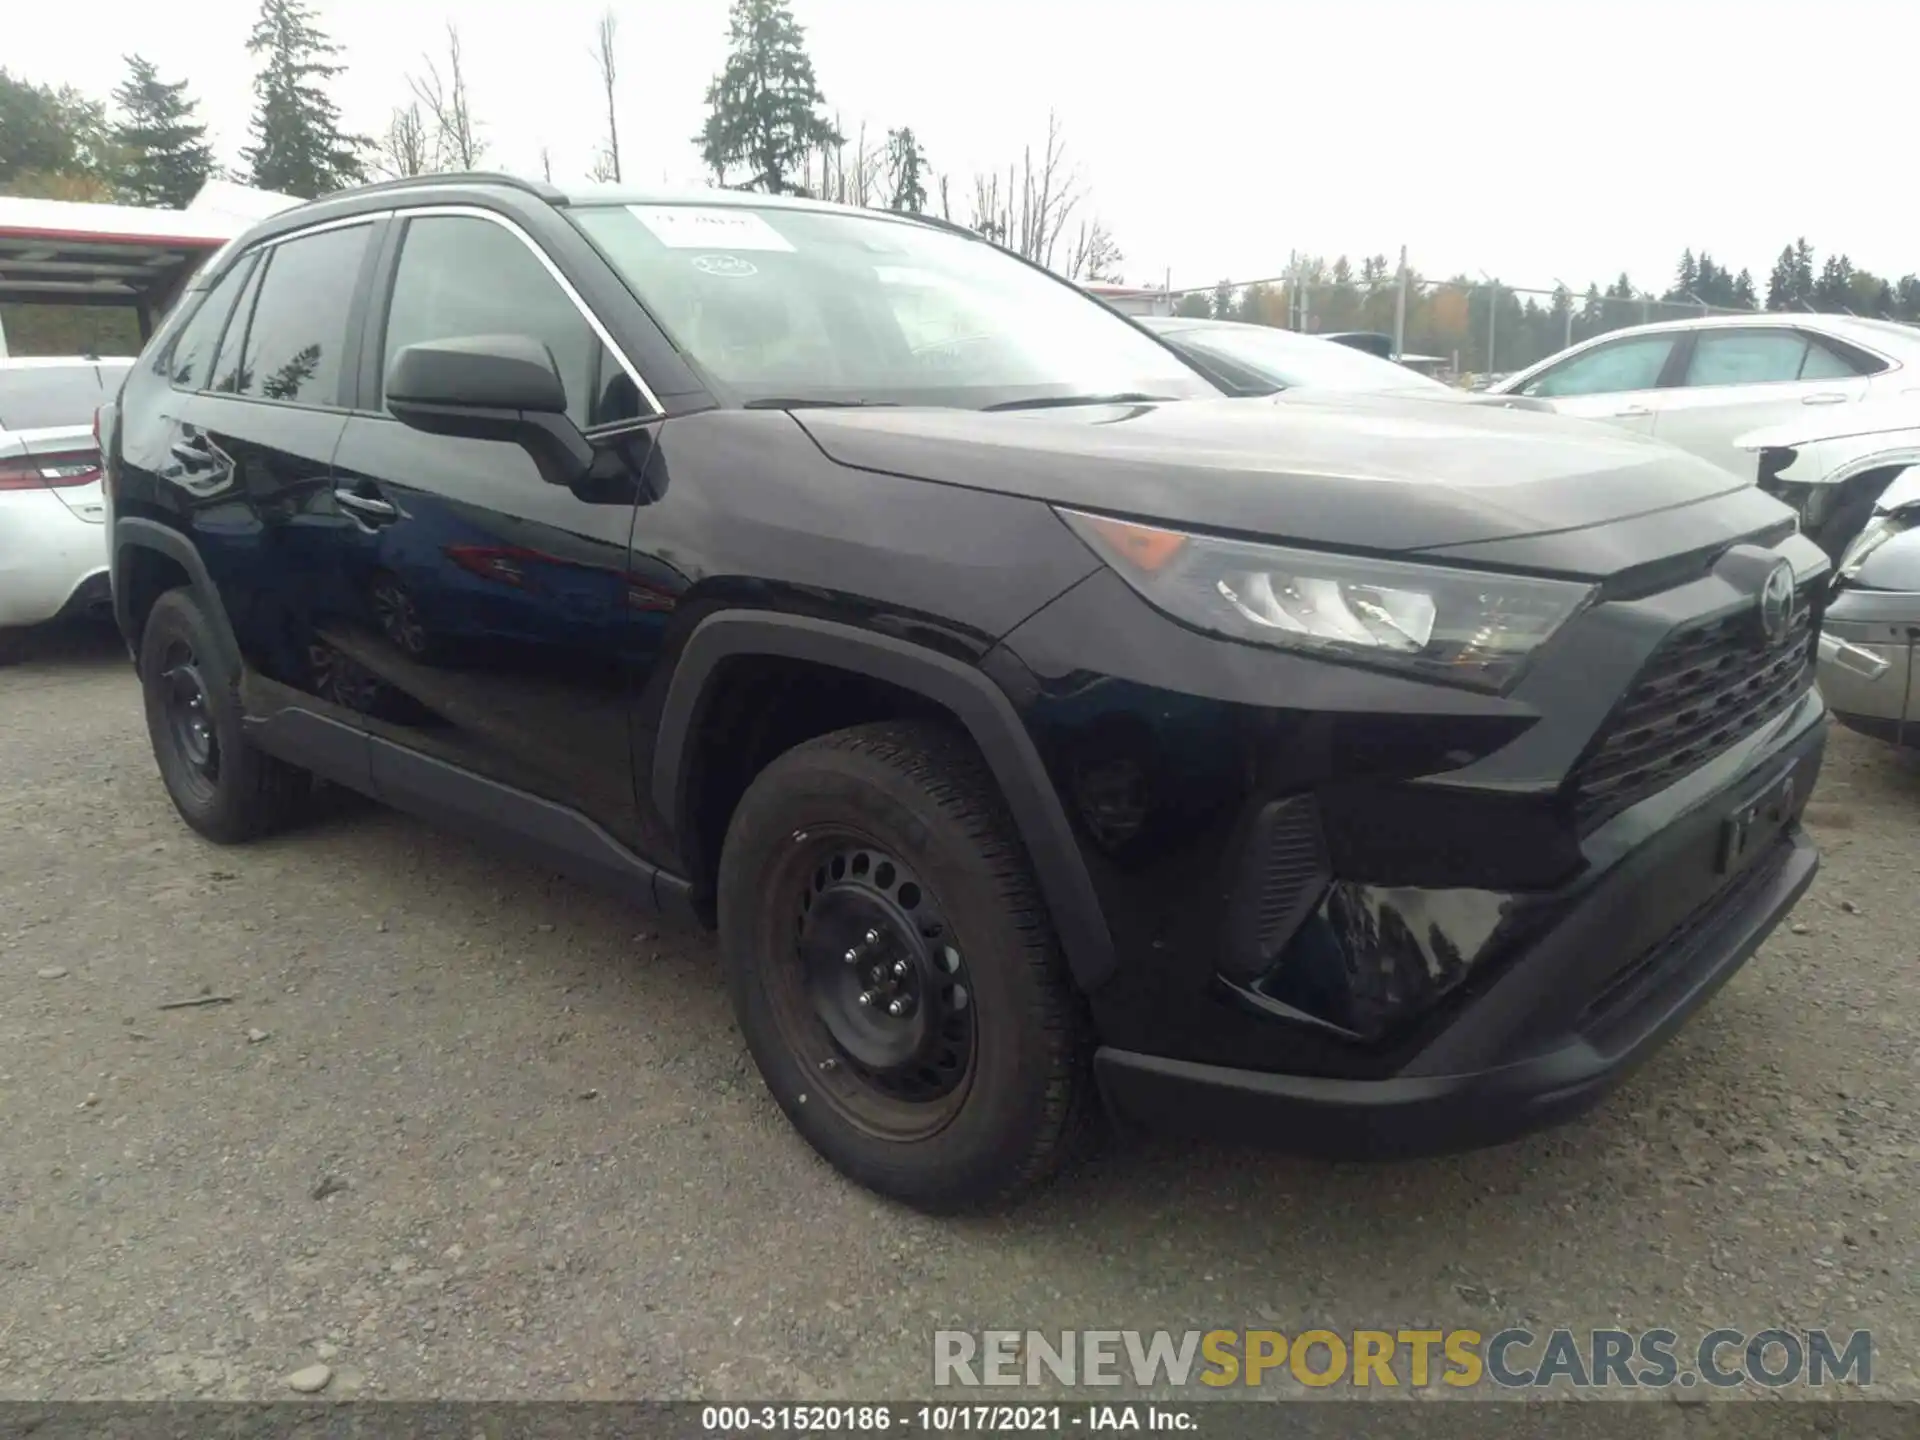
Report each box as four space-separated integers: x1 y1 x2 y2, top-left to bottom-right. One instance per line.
718 721 1093 1212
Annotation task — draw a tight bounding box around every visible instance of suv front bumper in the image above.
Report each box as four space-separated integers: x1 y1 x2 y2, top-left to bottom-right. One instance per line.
1094 707 1826 1159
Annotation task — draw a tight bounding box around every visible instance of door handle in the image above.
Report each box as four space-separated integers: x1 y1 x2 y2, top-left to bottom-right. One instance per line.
169 438 212 464
1611 404 1652 418
334 488 398 521
1802 392 1850 405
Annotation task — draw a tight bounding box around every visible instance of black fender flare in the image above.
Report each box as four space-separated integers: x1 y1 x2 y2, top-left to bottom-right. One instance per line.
112 517 242 679
652 611 1117 994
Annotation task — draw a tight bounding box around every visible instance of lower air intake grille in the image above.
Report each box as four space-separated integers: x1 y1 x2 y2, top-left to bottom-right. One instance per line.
1570 583 1817 826
1224 795 1330 980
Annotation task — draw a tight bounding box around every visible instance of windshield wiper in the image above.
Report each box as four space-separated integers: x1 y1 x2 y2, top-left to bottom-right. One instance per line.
982 392 1178 412
743 397 899 410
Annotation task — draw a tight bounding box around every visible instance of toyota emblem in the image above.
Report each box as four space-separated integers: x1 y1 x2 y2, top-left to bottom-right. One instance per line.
1758 561 1796 647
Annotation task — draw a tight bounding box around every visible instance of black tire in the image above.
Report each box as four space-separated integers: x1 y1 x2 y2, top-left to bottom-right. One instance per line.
717 720 1093 1212
139 588 312 843
0 627 27 667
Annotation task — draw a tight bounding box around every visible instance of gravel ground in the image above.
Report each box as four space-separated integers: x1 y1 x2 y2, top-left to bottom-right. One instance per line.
1 624 1915 1403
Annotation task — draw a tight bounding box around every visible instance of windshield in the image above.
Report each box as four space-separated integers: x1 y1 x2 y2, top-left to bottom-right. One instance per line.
0 363 124 432
570 203 1219 409
1163 324 1445 393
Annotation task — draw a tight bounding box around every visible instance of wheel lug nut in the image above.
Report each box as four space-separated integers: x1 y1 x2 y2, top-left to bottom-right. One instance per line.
857 991 876 1007
843 947 859 965
892 959 909 977
863 928 881 946
887 998 909 1017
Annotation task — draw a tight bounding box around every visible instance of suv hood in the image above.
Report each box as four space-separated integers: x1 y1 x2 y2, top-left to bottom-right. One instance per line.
795 392 1750 555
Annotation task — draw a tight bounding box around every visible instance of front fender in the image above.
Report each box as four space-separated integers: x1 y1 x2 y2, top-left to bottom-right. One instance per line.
651 610 1119 993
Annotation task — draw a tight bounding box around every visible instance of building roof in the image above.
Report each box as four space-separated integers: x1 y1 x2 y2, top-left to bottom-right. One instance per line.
0 189 276 307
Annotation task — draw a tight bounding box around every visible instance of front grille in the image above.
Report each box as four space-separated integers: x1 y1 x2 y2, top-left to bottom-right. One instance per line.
1569 584 1817 825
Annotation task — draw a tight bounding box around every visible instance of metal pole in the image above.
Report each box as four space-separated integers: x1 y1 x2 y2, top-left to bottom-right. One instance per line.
1478 270 1497 377
1392 245 1408 361
1489 286 1497 376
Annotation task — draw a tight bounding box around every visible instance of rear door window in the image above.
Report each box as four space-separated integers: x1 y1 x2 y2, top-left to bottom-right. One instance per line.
235 224 373 406
0 366 104 431
1681 329 1818 387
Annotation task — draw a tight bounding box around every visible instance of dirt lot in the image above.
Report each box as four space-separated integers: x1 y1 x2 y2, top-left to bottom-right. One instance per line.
2 624 1916 1402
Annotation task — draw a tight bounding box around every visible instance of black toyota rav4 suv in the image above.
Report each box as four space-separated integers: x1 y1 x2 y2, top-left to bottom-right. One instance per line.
105 174 1829 1211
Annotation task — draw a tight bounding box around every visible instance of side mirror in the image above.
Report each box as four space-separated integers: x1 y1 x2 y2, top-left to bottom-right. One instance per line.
385 334 594 487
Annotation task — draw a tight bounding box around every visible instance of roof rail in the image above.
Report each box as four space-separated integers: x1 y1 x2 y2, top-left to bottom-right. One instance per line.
330 171 569 206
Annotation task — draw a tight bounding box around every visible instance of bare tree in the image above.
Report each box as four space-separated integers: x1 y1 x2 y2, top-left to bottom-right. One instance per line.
1066 218 1124 283
967 112 1085 269
408 23 482 170
590 9 621 183
540 146 553 183
372 102 430 179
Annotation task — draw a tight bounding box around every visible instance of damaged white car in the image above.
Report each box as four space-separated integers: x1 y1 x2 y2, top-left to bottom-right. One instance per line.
1739 396 1920 561
1819 465 1920 748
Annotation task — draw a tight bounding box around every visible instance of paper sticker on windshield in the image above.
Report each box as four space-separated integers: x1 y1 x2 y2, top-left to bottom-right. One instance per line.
630 206 794 252
691 253 758 278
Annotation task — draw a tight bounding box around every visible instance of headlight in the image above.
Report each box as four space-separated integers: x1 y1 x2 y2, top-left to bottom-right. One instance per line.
1057 508 1594 692
1838 513 1902 580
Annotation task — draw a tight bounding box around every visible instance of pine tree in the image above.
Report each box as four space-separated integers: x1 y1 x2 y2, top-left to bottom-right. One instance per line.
1 70 117 195
1673 248 1698 297
1813 254 1855 312
110 56 214 208
696 0 841 193
884 126 927 213
1732 268 1758 310
242 0 366 199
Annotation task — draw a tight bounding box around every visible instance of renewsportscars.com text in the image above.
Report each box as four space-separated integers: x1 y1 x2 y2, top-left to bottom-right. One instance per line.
932 1328 1872 1390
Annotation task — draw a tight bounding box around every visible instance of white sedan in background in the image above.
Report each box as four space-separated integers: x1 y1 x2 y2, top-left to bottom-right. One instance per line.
0 356 131 664
1490 314 1920 487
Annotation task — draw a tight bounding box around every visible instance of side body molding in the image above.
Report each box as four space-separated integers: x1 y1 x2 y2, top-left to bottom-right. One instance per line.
652 611 1117 993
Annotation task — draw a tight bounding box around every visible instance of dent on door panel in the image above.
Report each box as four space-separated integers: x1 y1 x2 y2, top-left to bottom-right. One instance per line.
319 417 664 851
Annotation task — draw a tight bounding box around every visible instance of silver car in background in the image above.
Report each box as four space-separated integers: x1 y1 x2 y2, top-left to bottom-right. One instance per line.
1139 316 1549 410
1490 314 1920 484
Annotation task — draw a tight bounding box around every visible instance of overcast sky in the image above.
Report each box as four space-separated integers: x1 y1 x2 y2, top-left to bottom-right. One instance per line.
12 0 1917 296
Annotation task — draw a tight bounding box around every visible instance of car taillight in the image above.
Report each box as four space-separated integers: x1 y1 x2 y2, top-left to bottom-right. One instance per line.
0 450 102 491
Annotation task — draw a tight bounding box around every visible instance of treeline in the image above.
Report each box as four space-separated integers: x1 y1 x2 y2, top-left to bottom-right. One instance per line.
0 0 1122 284
1175 243 1920 378
6 0 1916 371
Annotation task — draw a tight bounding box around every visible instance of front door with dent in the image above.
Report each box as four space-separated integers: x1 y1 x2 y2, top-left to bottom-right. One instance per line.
321 210 660 852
